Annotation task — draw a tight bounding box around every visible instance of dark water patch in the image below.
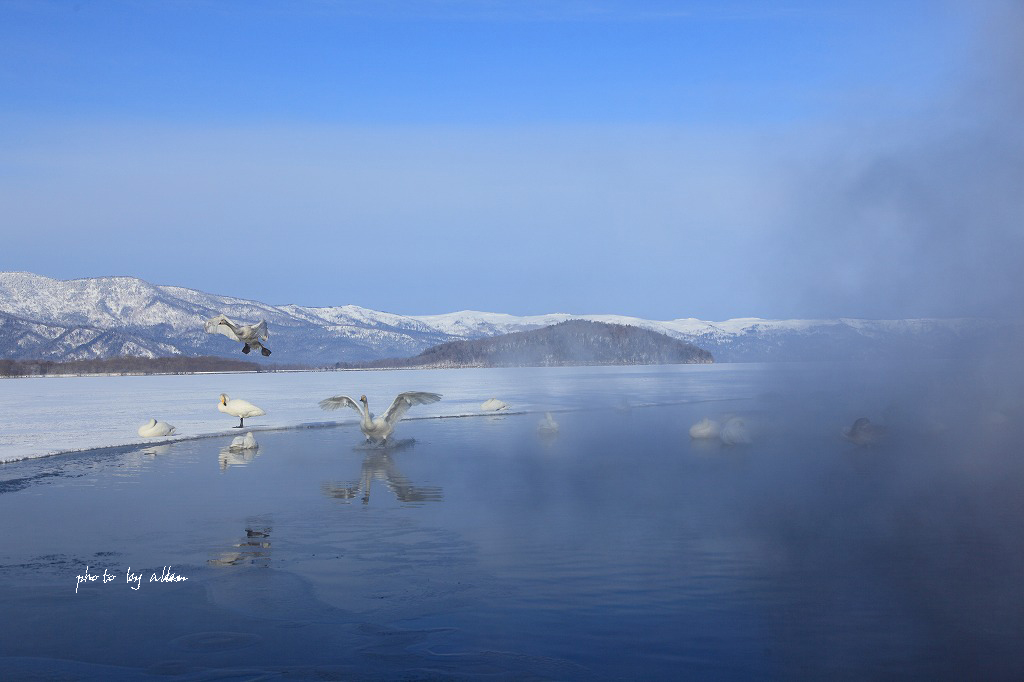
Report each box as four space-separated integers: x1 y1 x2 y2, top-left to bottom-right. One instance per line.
170 631 263 653
0 469 64 494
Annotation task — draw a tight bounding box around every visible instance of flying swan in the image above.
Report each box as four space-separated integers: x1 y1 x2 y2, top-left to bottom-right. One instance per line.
319 391 442 445
218 393 266 428
205 314 272 356
138 418 176 438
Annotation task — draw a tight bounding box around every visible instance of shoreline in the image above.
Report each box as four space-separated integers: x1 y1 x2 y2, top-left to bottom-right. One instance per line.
0 359 721 380
0 397 746 465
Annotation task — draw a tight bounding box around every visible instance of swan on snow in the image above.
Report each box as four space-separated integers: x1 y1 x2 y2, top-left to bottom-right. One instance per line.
218 393 266 428
138 418 176 438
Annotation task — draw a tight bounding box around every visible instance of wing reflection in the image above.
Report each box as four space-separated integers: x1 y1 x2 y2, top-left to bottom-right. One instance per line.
322 450 443 505
208 523 273 567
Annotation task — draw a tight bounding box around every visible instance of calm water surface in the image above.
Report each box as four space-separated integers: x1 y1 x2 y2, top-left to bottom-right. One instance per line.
1 363 1023 680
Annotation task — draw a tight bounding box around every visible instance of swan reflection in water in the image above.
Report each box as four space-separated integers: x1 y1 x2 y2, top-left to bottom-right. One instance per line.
120 443 172 471
322 447 443 506
139 444 171 458
208 523 273 567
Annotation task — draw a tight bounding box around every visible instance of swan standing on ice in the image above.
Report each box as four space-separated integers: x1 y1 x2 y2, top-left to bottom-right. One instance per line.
538 412 559 435
138 419 176 437
689 418 721 439
319 391 442 445
205 315 272 357
481 398 508 411
218 393 266 428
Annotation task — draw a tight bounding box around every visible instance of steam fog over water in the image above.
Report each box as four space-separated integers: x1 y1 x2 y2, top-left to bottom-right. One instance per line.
2 362 1024 679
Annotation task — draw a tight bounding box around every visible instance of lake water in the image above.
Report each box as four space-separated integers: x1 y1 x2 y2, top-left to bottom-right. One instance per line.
1 362 1023 680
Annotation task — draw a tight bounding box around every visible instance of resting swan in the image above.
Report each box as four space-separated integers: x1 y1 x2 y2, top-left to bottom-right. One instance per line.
205 314 272 356
481 398 508 411
218 393 266 428
228 432 259 451
138 418 176 438
689 418 721 439
319 391 442 445
720 417 751 445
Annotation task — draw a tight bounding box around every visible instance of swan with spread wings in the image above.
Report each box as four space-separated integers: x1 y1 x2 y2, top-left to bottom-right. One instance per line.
204 314 271 356
319 391 442 445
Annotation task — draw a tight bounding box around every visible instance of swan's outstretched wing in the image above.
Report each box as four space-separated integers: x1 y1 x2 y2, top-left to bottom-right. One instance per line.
381 391 442 426
319 395 363 416
205 314 242 341
252 320 269 341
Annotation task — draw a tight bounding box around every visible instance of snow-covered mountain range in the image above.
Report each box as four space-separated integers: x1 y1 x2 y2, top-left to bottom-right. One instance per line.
0 272 1011 365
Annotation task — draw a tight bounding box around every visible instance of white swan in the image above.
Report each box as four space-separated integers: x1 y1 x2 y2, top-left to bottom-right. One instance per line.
720 417 751 445
229 432 259 451
138 418 176 438
481 398 508 411
842 417 883 446
538 412 559 435
689 417 720 439
319 391 442 445
205 314 271 357
218 393 266 428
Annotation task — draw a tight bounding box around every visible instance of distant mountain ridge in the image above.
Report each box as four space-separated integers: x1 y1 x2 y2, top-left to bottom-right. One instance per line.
0 272 1012 365
363 320 714 368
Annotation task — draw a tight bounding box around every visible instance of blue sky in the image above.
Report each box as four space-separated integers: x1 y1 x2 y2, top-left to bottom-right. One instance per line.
2 0 1021 319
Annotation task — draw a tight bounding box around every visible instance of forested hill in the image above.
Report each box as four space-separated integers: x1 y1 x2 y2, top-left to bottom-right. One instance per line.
361 320 714 368
0 355 285 377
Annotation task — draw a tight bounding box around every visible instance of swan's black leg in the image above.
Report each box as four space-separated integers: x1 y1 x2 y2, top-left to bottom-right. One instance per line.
235 417 244 428
242 344 251 354
261 347 271 357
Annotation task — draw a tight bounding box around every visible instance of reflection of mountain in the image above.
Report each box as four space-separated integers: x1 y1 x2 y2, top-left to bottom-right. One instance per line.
322 450 443 505
208 523 272 567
